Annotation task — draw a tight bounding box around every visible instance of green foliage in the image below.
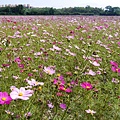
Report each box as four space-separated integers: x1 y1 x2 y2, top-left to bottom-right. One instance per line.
0 5 120 15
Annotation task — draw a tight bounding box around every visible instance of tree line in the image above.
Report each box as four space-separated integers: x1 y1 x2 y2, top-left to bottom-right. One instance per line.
0 5 120 15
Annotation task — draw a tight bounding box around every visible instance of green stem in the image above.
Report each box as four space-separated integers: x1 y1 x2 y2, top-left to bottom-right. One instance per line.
61 102 70 120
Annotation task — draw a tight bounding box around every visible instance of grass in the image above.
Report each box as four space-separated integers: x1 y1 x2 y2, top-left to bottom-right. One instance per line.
0 15 120 120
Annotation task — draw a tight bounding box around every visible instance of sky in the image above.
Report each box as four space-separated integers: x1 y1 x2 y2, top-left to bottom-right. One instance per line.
0 0 120 8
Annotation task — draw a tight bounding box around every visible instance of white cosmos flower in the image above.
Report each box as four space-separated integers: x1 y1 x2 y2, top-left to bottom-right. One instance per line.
10 87 33 100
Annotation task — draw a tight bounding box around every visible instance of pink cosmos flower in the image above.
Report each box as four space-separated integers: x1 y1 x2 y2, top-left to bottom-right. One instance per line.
57 84 72 93
85 109 96 115
112 78 119 84
58 75 64 81
43 66 55 75
14 57 21 64
58 85 66 91
111 65 120 73
118 42 120 46
85 70 96 76
66 35 74 40
10 87 33 100
80 82 93 90
0 48 3 51
10 86 17 91
56 92 63 96
89 61 100 66
70 80 78 85
60 103 67 110
34 52 42 56
26 79 44 86
111 66 117 72
53 45 61 51
5 110 14 115
69 52 76 56
50 48 55 51
59 80 65 86
2 64 10 67
18 64 24 69
118 69 120 73
110 61 120 74
53 78 58 84
24 112 32 118
13 75 20 80
53 75 65 85
27 57 32 61
14 31 21 35
28 73 33 77
20 69 24 73
96 70 101 75
0 92 12 105
65 88 72 93
66 49 70 52
47 102 54 109
0 68 2 72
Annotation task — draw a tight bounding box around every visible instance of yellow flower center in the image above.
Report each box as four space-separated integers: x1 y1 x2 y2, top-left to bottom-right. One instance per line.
35 82 38 85
18 92 23 96
38 87 42 91
47 70 51 74
2 97 6 101
7 112 11 114
63 88 66 91
57 74 61 77
86 86 90 89
67 83 71 87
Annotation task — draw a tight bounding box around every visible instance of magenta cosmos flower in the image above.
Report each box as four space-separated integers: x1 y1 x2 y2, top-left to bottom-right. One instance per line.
43 66 55 75
18 64 24 69
110 61 118 67
10 87 33 100
110 61 120 73
59 103 67 110
0 92 12 105
111 66 120 72
80 82 93 90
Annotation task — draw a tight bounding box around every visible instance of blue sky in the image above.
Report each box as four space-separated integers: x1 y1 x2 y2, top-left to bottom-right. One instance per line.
0 0 120 8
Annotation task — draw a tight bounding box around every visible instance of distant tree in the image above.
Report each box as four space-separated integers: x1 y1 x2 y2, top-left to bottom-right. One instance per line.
105 6 114 15
54 9 62 15
113 7 120 15
93 7 104 15
49 8 54 15
105 5 113 12
0 5 119 16
16 5 24 15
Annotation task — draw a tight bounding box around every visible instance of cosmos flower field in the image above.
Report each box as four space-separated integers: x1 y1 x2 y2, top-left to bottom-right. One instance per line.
0 15 120 120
